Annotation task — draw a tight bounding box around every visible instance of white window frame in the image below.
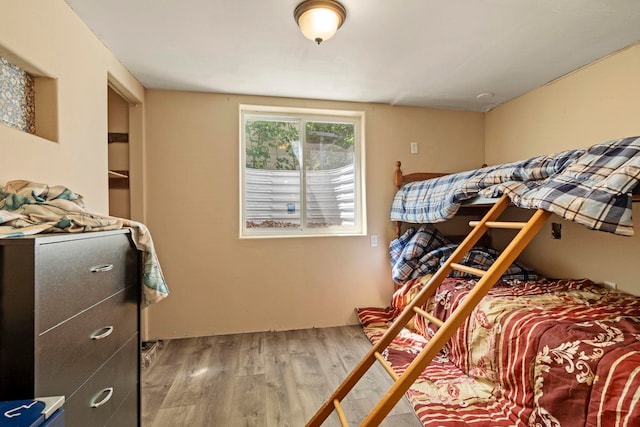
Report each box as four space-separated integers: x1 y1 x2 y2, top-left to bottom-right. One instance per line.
239 104 366 239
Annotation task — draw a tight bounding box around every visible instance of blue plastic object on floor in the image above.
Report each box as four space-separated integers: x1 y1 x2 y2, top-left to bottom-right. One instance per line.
0 397 64 427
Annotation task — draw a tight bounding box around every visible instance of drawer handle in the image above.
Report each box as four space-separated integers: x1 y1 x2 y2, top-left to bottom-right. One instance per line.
91 387 114 408
90 264 114 273
90 326 114 340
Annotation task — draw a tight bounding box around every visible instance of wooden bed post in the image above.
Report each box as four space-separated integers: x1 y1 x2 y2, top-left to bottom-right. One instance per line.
394 161 403 190
394 161 403 237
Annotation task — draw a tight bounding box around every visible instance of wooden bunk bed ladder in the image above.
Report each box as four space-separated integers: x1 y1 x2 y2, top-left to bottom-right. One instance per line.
306 194 552 427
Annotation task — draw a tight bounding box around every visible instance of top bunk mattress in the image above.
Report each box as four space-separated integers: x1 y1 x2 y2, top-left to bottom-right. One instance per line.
390 136 640 236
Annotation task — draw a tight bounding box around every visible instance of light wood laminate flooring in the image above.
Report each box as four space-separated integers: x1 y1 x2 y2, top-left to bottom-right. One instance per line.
142 325 422 426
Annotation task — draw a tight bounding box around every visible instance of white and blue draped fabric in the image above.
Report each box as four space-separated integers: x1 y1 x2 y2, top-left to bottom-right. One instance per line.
391 136 640 236
0 180 168 306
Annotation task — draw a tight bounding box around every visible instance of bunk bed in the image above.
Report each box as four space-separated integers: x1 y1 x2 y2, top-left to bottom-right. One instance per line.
307 136 640 426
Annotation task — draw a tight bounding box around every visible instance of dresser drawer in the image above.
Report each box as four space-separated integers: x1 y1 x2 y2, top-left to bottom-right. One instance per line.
36 232 138 332
64 334 139 427
36 286 138 399
105 386 139 427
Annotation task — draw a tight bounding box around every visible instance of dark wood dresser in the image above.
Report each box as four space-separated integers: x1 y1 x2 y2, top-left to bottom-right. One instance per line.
0 229 141 426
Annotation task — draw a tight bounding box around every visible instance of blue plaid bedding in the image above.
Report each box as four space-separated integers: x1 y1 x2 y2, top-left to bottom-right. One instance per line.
391 136 640 236
390 225 539 283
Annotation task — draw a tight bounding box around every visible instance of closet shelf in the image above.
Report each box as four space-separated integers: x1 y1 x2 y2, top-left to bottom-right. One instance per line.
109 169 129 189
108 132 128 143
108 170 128 179
108 132 129 189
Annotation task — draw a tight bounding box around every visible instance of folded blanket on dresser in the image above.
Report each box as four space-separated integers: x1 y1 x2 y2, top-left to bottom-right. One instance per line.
357 278 640 426
0 180 168 306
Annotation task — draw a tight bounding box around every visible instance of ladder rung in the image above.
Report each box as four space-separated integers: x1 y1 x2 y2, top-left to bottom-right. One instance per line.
469 220 528 229
413 306 444 328
374 351 399 381
451 263 487 277
333 399 349 426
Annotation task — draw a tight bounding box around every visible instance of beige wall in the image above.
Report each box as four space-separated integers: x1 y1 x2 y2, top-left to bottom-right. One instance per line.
143 90 484 339
0 0 144 213
486 43 640 295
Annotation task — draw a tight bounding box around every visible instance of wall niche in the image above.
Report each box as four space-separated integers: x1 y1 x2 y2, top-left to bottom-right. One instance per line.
0 50 58 142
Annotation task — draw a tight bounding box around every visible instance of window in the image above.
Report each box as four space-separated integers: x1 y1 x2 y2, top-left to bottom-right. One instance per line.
240 105 366 238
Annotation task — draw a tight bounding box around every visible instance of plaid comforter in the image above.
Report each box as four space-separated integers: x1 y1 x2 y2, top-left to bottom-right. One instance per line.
391 136 640 236
0 180 168 306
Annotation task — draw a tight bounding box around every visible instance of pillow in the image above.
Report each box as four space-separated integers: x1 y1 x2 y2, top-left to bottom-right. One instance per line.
403 225 450 259
389 226 417 267
390 225 451 283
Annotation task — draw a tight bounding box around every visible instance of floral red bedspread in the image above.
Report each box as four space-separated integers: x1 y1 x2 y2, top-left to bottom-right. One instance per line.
356 278 640 426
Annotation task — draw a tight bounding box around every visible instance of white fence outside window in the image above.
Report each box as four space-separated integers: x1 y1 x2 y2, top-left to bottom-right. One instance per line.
244 163 355 227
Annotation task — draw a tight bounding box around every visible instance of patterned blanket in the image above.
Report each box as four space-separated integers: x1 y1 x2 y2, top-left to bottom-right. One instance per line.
0 180 168 306
391 136 640 236
357 278 640 426
389 224 540 283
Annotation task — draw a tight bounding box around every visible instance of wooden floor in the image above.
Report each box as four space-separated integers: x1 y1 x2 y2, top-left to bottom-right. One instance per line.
142 325 422 427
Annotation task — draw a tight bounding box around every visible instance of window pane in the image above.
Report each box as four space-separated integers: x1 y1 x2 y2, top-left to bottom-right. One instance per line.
305 122 356 229
240 106 365 238
244 118 302 229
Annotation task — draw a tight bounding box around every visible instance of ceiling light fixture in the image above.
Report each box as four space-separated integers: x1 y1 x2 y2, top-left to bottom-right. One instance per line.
476 92 495 100
294 0 347 45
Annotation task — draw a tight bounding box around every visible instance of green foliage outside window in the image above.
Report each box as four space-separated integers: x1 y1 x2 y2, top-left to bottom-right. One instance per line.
245 121 299 170
245 120 354 171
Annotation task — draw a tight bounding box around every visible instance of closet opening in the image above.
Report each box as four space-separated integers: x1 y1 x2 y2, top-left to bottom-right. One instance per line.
108 86 131 218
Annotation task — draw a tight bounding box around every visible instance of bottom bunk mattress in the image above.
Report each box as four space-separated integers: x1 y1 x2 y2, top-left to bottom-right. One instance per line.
356 278 640 426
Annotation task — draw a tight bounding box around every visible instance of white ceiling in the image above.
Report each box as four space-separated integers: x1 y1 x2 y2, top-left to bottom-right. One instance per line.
65 0 640 112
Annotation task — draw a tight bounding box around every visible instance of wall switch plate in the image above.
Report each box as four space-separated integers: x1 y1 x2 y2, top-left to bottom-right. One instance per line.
370 234 378 247
410 142 418 154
